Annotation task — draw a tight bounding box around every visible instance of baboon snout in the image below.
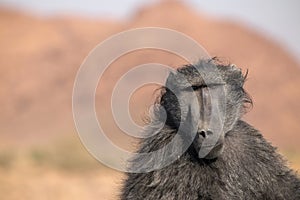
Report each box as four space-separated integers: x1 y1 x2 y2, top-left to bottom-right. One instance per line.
194 129 216 146
193 128 224 159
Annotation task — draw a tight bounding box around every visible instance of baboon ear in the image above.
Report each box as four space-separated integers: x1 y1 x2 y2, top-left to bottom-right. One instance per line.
230 64 242 74
165 70 177 89
229 63 243 75
227 64 244 86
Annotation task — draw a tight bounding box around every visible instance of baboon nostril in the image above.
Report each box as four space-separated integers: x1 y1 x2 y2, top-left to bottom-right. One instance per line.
199 131 206 138
199 130 213 138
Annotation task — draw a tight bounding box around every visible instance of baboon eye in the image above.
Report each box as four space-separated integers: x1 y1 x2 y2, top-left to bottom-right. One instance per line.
192 85 206 90
185 83 225 91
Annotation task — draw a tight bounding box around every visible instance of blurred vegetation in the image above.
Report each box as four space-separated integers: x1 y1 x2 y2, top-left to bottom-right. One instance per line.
0 150 16 170
0 136 106 173
0 136 299 173
281 150 300 171
0 136 122 200
28 137 102 172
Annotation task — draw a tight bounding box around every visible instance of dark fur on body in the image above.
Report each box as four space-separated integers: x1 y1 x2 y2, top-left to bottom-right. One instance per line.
121 59 300 200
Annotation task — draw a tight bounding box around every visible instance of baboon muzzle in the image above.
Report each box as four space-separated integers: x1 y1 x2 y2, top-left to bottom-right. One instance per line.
193 86 224 159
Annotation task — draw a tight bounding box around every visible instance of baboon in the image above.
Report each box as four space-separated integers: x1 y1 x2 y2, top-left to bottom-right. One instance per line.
121 59 300 200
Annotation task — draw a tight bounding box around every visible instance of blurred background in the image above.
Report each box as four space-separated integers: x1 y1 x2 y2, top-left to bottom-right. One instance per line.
0 0 299 199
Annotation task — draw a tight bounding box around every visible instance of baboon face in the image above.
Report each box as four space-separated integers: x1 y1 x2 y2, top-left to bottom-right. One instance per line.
160 61 249 159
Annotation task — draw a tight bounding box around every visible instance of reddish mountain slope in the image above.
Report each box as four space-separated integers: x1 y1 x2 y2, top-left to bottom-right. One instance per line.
0 1 300 152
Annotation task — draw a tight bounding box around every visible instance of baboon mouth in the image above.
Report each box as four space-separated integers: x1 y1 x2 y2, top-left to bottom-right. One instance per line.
199 142 224 160
202 142 222 149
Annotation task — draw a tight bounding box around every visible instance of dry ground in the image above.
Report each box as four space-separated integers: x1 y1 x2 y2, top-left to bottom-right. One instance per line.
0 137 299 200
0 166 123 200
0 138 124 200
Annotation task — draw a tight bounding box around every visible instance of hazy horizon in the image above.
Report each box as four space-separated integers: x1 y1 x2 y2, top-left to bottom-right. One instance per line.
1 0 299 63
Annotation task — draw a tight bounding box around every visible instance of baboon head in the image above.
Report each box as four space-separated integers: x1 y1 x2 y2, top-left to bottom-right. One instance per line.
159 59 251 160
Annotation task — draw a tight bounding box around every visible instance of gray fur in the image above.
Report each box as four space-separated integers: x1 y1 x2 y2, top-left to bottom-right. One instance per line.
121 59 300 200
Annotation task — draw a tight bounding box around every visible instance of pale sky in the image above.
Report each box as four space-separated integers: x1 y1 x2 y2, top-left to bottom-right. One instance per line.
1 0 299 62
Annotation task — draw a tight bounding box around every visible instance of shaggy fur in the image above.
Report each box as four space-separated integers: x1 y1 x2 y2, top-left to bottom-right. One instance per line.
121 59 300 200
